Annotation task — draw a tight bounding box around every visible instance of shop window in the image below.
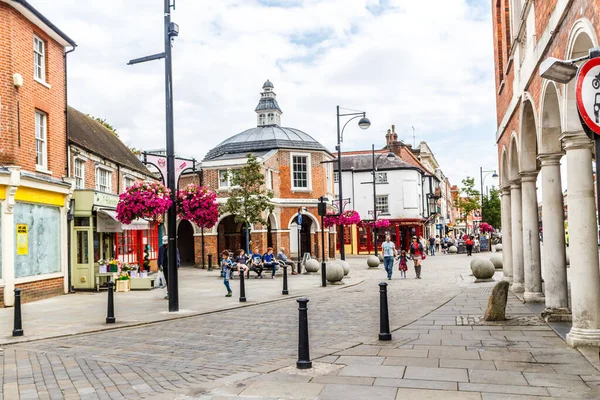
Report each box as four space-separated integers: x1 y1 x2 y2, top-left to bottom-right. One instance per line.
76 231 89 264
14 203 60 278
96 168 112 193
74 159 85 189
35 111 47 169
116 230 138 264
33 35 45 82
74 217 89 227
143 224 159 260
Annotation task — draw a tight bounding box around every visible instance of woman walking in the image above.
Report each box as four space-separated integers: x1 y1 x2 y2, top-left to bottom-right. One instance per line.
465 235 474 256
409 236 424 279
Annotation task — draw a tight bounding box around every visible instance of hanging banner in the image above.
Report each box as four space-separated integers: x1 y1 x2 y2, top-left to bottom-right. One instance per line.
144 154 194 185
16 224 28 255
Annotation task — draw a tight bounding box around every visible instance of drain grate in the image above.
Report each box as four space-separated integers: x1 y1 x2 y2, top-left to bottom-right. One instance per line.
456 315 546 326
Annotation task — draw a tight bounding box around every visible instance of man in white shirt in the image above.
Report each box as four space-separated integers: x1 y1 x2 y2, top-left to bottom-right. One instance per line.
382 235 397 280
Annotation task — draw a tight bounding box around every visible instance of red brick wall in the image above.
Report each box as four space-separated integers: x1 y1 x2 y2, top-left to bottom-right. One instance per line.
0 4 67 177
14 277 63 305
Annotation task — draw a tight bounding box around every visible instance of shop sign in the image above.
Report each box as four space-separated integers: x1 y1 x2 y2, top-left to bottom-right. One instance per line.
93 192 119 209
576 57 600 135
16 224 28 255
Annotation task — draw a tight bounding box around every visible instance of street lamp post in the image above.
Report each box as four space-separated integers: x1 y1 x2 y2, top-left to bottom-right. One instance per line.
318 197 328 287
336 106 371 260
128 0 180 312
479 167 498 222
367 145 395 256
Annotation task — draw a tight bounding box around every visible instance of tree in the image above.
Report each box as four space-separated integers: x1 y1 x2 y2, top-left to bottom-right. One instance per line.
220 154 274 253
482 187 501 229
454 177 480 233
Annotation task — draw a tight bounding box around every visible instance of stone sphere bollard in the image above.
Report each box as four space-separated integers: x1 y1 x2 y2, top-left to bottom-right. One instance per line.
448 245 458 254
490 253 503 270
470 257 495 281
326 262 344 284
367 255 380 268
378 254 384 262
495 243 503 252
339 260 350 276
304 258 320 273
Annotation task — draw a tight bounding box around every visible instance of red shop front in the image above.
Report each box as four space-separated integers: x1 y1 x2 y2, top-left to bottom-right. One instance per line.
357 219 424 254
115 224 160 270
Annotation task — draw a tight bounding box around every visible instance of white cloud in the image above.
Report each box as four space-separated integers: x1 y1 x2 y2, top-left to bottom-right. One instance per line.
31 0 497 187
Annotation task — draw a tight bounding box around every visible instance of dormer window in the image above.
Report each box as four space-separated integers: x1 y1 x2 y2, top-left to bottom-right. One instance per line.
259 114 266 126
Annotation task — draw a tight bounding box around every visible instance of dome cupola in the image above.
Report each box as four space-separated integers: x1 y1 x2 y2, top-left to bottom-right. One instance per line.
255 79 282 127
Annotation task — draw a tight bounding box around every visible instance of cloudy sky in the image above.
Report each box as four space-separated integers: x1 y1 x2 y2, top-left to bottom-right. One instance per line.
33 0 499 189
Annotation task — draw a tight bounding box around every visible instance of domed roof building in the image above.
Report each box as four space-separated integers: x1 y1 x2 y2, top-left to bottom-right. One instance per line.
179 81 336 266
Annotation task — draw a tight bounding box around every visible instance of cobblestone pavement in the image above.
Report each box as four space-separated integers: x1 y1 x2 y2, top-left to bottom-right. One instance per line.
3 254 597 399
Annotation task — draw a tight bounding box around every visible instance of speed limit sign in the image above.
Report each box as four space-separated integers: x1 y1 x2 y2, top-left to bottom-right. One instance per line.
576 57 600 135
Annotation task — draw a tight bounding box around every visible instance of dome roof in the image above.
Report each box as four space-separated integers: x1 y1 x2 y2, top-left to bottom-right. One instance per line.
204 126 329 161
262 79 274 89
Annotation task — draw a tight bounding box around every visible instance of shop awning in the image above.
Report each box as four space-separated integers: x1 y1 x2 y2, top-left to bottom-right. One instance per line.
96 209 150 233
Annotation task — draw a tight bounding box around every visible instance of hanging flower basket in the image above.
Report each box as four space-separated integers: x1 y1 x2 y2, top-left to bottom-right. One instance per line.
116 181 172 224
177 184 219 228
339 210 361 225
375 219 391 229
323 213 340 228
480 222 494 233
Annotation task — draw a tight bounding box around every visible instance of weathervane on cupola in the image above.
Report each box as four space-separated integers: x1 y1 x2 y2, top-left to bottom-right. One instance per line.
255 79 283 127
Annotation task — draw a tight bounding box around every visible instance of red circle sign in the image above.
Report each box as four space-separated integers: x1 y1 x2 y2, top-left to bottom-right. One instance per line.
576 57 600 135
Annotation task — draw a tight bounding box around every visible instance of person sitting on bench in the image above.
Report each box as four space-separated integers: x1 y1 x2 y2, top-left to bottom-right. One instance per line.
263 247 278 278
249 247 264 278
235 249 249 277
277 247 296 274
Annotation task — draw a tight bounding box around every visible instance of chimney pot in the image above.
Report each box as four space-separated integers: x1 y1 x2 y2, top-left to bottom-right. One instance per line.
392 125 395 133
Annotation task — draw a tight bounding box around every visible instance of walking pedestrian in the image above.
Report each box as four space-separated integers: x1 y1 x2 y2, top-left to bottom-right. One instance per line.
398 250 409 279
382 235 397 280
410 236 424 279
465 235 474 256
428 235 436 256
435 235 441 253
157 235 180 300
221 250 233 297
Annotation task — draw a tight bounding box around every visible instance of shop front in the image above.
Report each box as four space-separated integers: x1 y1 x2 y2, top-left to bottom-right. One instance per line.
71 190 160 290
355 219 424 254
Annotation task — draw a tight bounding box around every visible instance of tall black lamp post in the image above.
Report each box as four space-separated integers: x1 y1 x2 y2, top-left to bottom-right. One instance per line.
366 145 395 256
479 167 498 222
336 106 371 260
128 0 180 312
318 197 328 287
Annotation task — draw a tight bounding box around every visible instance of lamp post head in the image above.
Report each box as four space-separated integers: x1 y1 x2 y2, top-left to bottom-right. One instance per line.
386 152 395 160
358 117 371 130
540 57 578 83
492 171 498 178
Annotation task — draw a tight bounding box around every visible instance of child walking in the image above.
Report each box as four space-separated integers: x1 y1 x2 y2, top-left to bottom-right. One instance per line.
221 250 233 297
398 250 409 279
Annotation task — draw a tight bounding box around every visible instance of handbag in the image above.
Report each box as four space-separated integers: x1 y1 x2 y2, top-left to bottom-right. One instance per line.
422 253 427 260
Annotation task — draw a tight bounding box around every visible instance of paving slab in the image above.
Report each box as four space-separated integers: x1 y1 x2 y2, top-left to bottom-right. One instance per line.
383 356 439 368
239 381 324 399
334 356 384 366
439 359 496 370
395 388 482 400
458 382 550 396
374 377 457 390
404 366 469 382
468 370 528 385
318 383 397 400
337 365 406 379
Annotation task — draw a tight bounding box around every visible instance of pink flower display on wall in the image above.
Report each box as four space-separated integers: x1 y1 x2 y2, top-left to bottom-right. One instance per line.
177 184 219 228
374 219 391 228
116 181 172 224
480 222 495 233
323 213 339 228
339 210 361 225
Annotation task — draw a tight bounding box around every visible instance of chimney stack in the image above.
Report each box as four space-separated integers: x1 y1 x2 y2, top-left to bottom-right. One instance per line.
385 129 393 146
391 125 398 141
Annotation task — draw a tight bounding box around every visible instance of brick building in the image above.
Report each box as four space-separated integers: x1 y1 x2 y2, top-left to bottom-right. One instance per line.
67 107 159 291
0 1 75 306
179 80 336 265
492 0 600 347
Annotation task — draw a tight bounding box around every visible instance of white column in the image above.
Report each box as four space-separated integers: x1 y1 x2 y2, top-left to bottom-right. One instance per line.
2 167 20 307
538 153 568 313
510 180 524 293
562 133 600 347
500 187 513 283
521 172 544 302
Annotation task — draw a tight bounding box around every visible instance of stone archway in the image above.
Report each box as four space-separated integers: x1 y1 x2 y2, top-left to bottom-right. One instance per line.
290 215 315 258
217 215 246 255
177 220 195 266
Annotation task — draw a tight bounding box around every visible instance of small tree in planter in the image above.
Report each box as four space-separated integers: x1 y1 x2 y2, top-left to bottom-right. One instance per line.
143 245 150 272
220 154 274 254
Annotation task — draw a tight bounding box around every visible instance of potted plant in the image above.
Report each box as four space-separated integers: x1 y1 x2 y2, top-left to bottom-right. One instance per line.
108 259 120 273
115 273 130 292
98 259 108 274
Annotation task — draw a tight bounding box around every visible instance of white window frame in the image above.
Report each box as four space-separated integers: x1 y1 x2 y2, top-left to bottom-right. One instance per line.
218 169 230 189
290 152 311 191
74 158 85 189
258 114 266 126
333 171 339 183
123 176 136 190
376 195 389 215
33 35 46 83
95 167 112 193
376 172 388 184
35 110 47 170
266 169 272 190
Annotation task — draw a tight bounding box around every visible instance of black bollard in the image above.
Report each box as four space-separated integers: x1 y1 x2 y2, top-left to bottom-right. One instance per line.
321 261 327 287
208 254 213 272
12 288 23 337
239 269 247 302
282 265 289 295
106 280 116 324
296 298 312 369
378 282 392 341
